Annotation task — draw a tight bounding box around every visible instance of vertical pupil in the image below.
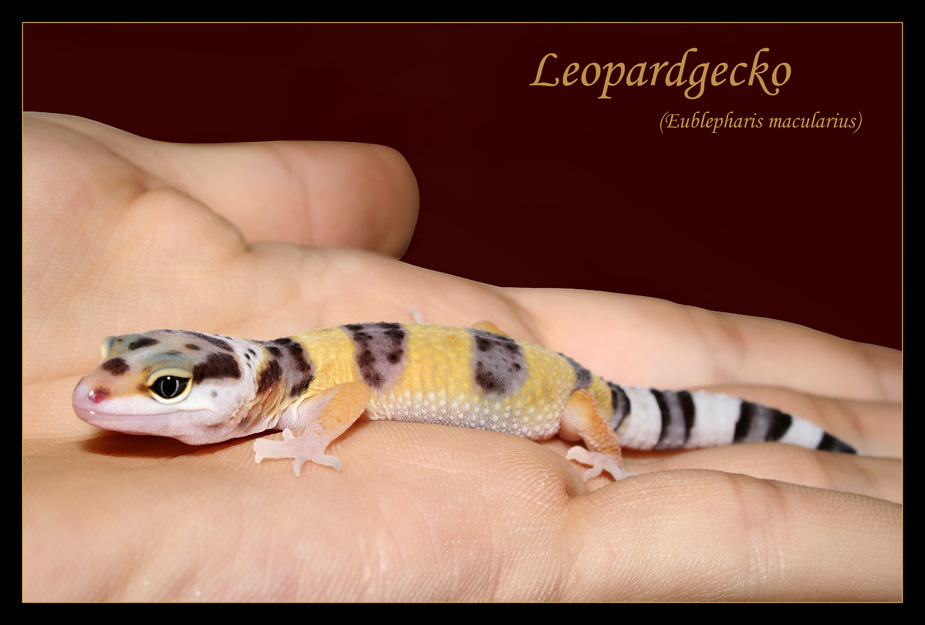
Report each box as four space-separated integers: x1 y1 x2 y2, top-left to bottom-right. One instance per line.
154 376 187 398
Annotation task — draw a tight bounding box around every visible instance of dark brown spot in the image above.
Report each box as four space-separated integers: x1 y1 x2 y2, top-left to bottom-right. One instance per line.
289 376 313 397
362 370 384 388
185 343 201 351
358 349 375 367
817 432 857 454
192 352 241 382
344 323 407 390
608 383 632 429
474 363 501 393
561 354 592 390
257 358 282 394
734 402 793 445
275 341 314 397
128 337 158 350
101 357 129 376
185 332 234 352
469 329 527 395
286 341 311 372
259 339 314 397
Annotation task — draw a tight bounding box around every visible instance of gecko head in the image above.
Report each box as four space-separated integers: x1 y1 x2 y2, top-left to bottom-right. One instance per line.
72 330 258 445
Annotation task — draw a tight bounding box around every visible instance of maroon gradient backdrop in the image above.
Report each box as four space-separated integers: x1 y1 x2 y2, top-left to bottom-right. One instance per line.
22 23 902 350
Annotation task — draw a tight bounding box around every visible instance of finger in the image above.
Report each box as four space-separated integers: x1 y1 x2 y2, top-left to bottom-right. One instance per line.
509 287 901 402
564 470 902 601
157 140 419 254
331 428 902 600
623 444 902 503
27 113 420 255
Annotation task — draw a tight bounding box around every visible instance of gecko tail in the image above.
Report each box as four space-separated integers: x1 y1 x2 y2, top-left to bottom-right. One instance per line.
605 382 858 455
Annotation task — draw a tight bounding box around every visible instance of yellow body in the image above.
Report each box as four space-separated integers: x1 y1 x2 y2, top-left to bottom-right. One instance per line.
253 322 628 479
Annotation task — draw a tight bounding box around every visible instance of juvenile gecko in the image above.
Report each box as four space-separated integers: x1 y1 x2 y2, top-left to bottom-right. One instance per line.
72 321 856 480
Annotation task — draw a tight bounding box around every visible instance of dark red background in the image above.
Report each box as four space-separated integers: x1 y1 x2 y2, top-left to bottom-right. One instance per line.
22 23 902 349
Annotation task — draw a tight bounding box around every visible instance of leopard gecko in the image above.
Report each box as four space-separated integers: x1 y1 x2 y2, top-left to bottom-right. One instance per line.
71 321 856 480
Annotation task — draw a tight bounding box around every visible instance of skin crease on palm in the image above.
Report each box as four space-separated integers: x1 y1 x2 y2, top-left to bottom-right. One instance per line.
21 113 901 601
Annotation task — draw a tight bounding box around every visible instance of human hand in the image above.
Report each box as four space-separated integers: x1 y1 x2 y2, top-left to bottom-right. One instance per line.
22 113 901 601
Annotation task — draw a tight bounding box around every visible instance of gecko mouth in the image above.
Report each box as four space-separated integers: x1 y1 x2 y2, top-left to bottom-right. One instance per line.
72 383 184 435
73 402 218 444
72 402 174 430
72 383 242 445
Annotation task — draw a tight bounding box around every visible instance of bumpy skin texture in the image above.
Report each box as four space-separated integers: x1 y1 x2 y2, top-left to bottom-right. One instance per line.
73 321 856 481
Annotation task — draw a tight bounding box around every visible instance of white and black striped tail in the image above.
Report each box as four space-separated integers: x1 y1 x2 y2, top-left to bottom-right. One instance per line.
607 382 857 454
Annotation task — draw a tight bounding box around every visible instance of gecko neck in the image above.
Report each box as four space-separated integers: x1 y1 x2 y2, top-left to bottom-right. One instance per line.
230 338 319 436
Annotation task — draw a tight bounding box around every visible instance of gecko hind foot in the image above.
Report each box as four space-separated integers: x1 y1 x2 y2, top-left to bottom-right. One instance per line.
566 446 635 481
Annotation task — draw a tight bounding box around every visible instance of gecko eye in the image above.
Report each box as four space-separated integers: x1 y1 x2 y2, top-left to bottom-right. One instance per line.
146 369 192 404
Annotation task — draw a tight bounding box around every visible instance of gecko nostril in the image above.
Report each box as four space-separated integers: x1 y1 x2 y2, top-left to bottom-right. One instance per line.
88 388 109 403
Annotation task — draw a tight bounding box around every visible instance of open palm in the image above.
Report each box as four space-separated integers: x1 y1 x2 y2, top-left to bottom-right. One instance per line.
22 113 901 601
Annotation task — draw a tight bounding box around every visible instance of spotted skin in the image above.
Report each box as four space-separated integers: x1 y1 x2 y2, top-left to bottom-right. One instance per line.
72 322 858 479
256 358 283 395
343 323 407 390
192 352 241 382
469 328 527 395
101 357 129 376
259 337 315 397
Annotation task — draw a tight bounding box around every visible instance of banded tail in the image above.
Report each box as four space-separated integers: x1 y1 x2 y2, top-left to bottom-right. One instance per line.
606 383 857 454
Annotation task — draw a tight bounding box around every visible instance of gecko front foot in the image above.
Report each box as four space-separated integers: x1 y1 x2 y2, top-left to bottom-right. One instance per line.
254 428 342 476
